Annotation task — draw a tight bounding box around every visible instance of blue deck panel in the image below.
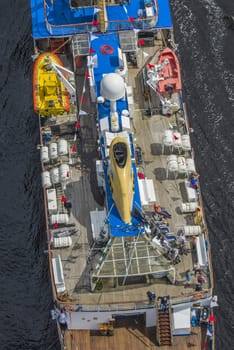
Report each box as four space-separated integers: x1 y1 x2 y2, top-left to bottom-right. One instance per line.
47 2 94 25
31 0 172 39
31 0 50 38
91 34 120 77
92 34 129 127
91 34 143 237
104 164 144 237
157 0 172 28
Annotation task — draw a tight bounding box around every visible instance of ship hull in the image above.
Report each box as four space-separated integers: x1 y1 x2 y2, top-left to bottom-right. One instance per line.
30 1 215 349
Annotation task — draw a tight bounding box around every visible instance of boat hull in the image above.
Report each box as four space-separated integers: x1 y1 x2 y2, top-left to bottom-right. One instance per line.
157 47 182 96
33 52 70 117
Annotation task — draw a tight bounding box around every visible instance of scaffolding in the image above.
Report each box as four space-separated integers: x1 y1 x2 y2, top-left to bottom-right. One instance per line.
90 234 175 291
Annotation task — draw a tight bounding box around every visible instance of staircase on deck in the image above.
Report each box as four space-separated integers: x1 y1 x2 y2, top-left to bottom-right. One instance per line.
157 306 173 346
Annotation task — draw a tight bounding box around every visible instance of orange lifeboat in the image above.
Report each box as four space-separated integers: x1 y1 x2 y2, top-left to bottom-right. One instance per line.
33 52 70 117
157 47 182 96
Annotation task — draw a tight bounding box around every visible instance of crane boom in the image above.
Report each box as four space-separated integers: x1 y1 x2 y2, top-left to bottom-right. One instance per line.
47 61 76 103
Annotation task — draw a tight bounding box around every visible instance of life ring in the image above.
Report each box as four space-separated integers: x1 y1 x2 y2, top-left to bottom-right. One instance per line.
100 44 114 55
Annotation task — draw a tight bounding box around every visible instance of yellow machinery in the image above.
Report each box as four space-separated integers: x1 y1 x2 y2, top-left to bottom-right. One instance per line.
98 320 114 336
33 52 70 117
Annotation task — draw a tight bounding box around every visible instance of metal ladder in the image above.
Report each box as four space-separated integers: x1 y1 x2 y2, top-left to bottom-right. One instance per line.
72 34 90 56
157 305 173 346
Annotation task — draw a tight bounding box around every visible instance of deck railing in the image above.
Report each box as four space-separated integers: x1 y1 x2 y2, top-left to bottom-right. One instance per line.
44 0 159 37
55 288 212 313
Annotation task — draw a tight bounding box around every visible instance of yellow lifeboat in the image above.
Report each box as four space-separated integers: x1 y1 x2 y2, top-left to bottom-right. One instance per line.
33 52 70 117
108 137 134 224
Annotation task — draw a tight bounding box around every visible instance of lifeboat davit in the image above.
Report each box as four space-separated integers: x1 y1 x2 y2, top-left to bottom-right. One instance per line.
33 53 70 117
108 137 134 224
157 47 182 96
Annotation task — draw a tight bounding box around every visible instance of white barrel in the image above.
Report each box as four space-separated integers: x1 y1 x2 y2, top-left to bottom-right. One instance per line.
50 167 60 184
40 146 49 163
41 171 52 188
50 213 69 225
173 131 182 147
49 142 58 160
181 202 198 213
177 156 187 173
59 164 70 181
57 139 68 156
184 225 201 236
186 158 196 174
163 130 173 146
181 134 191 151
167 154 177 163
167 154 178 172
53 236 72 248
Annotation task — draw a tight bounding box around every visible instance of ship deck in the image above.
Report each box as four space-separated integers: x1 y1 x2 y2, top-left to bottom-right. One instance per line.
34 19 214 350
64 325 204 350
44 38 211 308
31 1 215 349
